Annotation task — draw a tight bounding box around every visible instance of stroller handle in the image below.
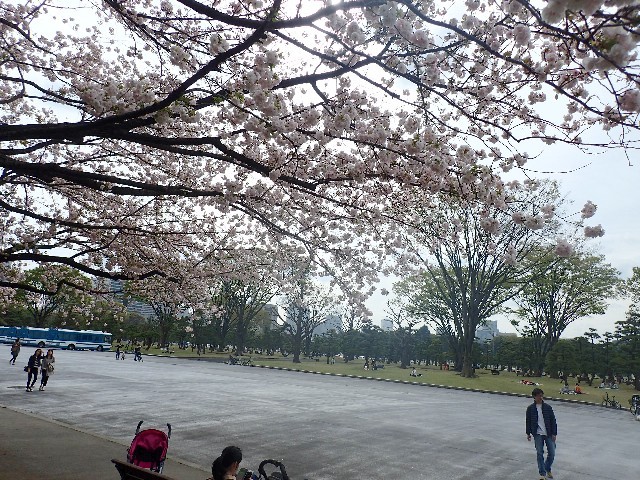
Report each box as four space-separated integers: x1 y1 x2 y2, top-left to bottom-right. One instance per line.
258 459 289 480
134 420 171 438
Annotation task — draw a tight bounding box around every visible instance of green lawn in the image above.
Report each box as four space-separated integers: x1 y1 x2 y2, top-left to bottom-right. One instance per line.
141 347 637 408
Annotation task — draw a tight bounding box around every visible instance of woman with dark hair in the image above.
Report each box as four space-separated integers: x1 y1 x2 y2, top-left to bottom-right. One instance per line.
25 348 43 392
39 349 55 390
211 445 242 480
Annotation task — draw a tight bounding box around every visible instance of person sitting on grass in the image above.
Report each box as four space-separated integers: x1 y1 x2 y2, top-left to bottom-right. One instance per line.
410 367 422 377
211 445 243 480
574 383 583 394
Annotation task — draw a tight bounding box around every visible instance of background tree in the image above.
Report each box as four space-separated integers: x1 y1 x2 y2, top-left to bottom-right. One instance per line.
312 329 342 364
281 278 337 363
117 312 150 343
624 267 640 302
572 336 592 383
251 309 285 355
545 339 577 380
425 335 448 368
209 280 242 352
511 252 620 375
600 331 616 379
386 299 419 369
86 297 127 335
12 265 94 328
360 323 388 365
397 188 558 377
413 325 432 365
395 270 463 369
581 328 602 385
493 336 520 372
613 306 640 391
146 301 182 349
0 302 32 327
231 280 278 355
340 305 371 362
126 275 202 348
184 310 218 353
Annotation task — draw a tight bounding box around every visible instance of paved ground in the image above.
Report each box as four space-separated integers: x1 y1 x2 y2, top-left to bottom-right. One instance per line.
1 345 639 480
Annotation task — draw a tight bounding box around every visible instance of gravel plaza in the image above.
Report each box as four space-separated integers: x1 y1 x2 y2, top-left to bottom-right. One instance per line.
1 345 639 480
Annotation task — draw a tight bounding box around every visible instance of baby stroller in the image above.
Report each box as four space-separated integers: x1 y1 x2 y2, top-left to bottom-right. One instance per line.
236 459 291 480
258 459 291 480
127 420 172 473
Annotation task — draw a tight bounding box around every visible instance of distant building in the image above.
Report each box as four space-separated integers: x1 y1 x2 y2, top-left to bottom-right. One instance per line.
313 314 342 336
105 279 155 319
256 304 279 332
476 320 499 342
380 318 393 331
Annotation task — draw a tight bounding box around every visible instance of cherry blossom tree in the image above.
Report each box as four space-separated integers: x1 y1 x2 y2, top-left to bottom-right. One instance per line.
11 265 94 327
1 0 637 300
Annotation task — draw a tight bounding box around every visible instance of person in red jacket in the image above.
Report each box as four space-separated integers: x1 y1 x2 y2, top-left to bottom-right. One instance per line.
526 388 558 480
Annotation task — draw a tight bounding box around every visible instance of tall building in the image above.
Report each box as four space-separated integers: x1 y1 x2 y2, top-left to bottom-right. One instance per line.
380 318 393 331
313 314 342 336
106 279 155 319
475 320 499 342
256 304 280 332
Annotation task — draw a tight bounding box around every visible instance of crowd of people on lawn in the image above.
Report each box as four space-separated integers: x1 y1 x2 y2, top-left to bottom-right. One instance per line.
557 377 619 395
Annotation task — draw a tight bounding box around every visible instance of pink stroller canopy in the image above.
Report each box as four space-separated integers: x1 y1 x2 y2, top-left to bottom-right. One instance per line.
128 429 169 470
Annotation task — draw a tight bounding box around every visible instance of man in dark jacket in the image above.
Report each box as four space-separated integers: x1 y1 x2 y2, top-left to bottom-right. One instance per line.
526 388 557 480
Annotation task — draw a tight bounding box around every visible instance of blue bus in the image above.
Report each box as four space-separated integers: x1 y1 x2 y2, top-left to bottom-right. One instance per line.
0 326 112 351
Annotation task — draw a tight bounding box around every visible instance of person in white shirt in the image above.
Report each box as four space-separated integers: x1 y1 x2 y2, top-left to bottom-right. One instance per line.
525 388 558 480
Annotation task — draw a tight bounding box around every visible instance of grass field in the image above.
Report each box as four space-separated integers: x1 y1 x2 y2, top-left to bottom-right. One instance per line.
140 347 638 408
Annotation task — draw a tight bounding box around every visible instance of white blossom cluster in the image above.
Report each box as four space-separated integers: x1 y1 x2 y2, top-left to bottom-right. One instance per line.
77 78 158 117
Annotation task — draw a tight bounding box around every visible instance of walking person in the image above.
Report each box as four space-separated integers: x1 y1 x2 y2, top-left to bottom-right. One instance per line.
115 344 121 360
526 388 558 480
25 348 43 392
39 349 55 391
10 338 21 365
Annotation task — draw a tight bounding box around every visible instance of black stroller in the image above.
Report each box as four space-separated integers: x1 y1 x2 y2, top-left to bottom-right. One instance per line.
258 459 291 480
237 459 291 480
127 420 172 473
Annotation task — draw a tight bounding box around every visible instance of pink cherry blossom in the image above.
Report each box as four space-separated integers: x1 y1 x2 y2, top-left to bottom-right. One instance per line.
581 201 597 219
584 225 605 238
0 0 637 301
555 239 575 257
